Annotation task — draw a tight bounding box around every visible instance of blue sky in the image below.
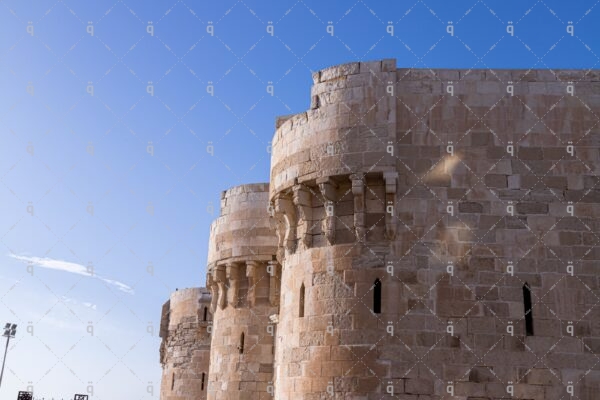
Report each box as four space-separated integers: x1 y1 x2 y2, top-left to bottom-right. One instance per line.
0 0 599 398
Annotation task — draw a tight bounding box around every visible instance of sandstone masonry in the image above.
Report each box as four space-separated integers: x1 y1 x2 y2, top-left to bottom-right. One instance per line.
160 59 600 400
160 288 212 400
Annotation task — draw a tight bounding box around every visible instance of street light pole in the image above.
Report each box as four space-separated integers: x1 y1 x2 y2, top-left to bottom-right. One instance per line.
0 323 17 390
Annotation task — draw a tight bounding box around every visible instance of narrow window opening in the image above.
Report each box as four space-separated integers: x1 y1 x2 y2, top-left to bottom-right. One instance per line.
373 279 382 314
171 372 175 391
201 372 205 391
299 283 305 318
239 332 245 354
203 306 208 321
523 282 534 336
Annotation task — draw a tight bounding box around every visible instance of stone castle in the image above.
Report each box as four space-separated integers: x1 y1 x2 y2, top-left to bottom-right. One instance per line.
159 59 600 400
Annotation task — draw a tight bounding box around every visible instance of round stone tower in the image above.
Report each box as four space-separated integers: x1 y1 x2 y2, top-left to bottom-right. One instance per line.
160 287 212 400
269 59 399 400
206 183 280 400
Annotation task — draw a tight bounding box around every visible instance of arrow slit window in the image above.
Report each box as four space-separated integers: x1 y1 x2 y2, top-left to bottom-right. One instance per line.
299 283 305 317
523 283 534 336
374 279 382 314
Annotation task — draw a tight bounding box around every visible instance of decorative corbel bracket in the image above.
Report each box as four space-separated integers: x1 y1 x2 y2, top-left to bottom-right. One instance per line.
226 262 239 308
293 184 313 249
269 200 286 262
268 260 280 307
383 171 398 240
213 263 227 310
274 192 297 255
246 260 259 308
350 174 366 242
207 271 218 314
317 177 338 245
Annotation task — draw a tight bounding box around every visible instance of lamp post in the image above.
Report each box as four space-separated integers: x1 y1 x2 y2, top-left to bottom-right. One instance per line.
0 322 17 390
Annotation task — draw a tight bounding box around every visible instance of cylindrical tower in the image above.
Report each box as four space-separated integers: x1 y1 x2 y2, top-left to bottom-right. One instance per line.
206 183 280 400
270 59 400 400
160 287 212 400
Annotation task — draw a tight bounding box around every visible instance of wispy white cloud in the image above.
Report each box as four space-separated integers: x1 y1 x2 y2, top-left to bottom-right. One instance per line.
9 254 134 295
62 296 98 310
82 302 97 310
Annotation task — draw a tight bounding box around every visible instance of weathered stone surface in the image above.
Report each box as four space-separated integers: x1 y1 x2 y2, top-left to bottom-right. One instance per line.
516 202 549 214
160 60 600 400
484 174 508 188
160 288 212 400
459 202 484 213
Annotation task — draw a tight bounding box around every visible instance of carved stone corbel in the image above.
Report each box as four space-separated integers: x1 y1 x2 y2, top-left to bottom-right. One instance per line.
246 260 260 307
317 177 337 245
274 193 297 255
226 262 239 308
384 171 398 240
350 174 366 242
268 260 280 307
207 272 218 314
213 264 227 310
293 184 313 249
269 201 286 262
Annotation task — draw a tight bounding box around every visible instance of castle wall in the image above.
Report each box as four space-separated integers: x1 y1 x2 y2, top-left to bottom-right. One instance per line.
206 183 280 400
269 59 600 399
160 288 212 400
160 59 600 400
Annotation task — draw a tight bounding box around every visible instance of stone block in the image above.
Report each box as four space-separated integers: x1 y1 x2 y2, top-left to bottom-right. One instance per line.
471 131 492 146
468 257 495 270
559 231 581 245
516 202 548 214
544 147 567 160
459 202 484 213
359 61 381 74
518 147 544 160
320 62 360 82
484 174 507 188
487 146 506 159
507 175 520 189
437 300 480 317
523 368 560 385
544 176 567 189
382 59 396 72
404 378 434 394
